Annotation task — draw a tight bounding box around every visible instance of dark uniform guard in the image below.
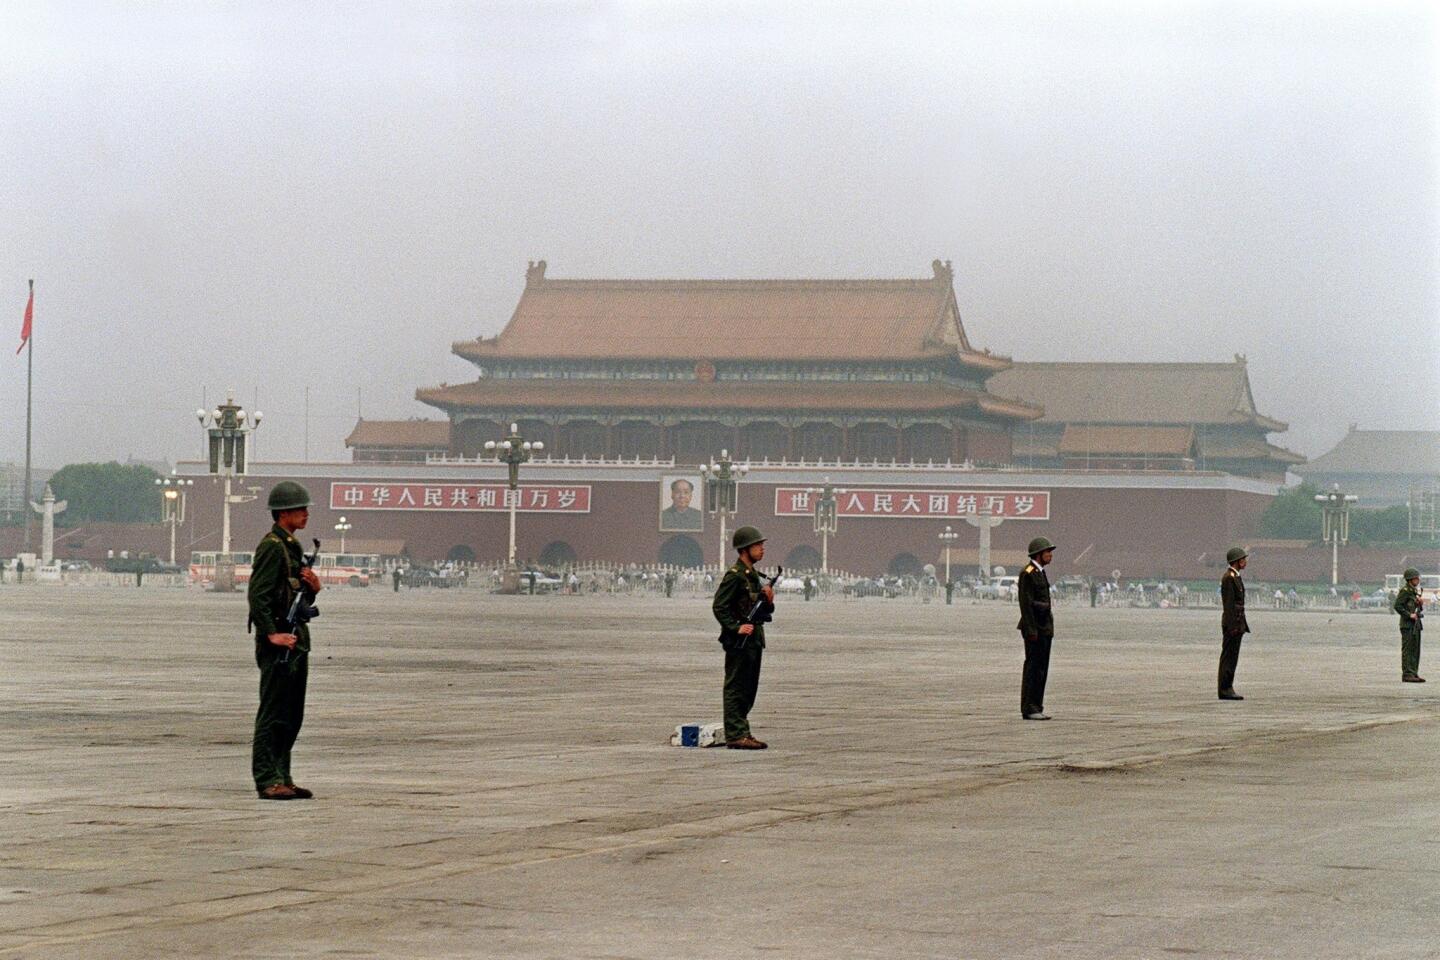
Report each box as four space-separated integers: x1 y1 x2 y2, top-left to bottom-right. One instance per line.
712 525 775 749
247 481 323 800
1395 567 1425 682
1017 537 1056 720
1218 547 1250 700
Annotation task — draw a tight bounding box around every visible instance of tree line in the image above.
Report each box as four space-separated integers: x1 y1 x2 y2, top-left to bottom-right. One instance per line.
1258 482 1420 545
1 462 163 525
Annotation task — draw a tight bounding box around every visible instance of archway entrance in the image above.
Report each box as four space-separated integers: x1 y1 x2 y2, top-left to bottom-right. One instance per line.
784 545 822 571
659 535 704 568
888 552 922 577
539 540 578 567
447 544 477 564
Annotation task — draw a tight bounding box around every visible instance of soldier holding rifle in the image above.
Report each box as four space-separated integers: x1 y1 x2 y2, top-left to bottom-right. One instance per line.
1395 567 1426 683
247 481 323 800
712 526 776 750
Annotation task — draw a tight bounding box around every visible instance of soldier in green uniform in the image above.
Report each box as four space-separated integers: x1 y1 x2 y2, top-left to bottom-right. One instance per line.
712 526 775 749
1218 547 1249 700
1017 537 1056 720
247 481 323 800
1395 567 1426 683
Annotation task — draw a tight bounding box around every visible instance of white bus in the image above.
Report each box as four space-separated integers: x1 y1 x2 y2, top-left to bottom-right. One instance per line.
189 551 378 587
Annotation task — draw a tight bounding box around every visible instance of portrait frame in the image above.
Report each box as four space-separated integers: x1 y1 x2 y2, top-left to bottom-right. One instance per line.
659 474 705 533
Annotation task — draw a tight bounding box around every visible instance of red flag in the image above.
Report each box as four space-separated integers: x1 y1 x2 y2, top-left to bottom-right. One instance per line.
16 282 32 355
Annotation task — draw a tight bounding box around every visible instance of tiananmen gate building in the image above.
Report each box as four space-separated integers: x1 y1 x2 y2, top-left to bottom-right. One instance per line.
181 261 1303 580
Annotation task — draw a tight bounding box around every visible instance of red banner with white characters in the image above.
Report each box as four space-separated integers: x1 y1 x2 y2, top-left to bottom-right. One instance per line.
330 482 591 513
774 487 1049 520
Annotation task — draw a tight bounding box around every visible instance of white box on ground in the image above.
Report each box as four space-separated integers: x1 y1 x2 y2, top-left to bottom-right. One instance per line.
669 722 725 747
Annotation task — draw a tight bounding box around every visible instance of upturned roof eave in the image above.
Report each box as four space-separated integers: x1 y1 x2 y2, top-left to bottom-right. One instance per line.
415 383 1042 421
452 342 970 364
454 339 1015 369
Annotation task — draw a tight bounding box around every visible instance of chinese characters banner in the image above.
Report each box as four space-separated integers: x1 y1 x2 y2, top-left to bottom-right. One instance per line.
773 487 1050 520
330 482 591 513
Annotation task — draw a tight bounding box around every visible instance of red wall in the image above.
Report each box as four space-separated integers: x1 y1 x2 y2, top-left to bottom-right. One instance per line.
176 472 1274 579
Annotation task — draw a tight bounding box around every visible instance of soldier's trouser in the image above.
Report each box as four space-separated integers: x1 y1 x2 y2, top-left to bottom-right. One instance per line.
1021 634 1051 717
723 645 764 741
1401 627 1422 678
252 654 308 790
1218 632 1244 693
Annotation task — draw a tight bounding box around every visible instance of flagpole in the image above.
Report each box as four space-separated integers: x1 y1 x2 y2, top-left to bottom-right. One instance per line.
22 279 33 554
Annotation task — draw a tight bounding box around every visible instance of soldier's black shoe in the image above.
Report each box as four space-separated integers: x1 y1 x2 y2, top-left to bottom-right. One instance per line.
1023 712 1051 720
257 784 299 800
726 736 767 750
1403 675 1426 683
1218 691 1244 700
286 784 314 799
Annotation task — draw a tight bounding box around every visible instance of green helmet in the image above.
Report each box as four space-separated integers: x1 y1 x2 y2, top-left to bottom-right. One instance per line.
1226 547 1248 565
266 480 312 511
732 525 766 551
1404 567 1421 581
1027 536 1056 557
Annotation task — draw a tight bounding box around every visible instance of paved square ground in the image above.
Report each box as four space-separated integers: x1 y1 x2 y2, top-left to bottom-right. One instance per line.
2 587 1438 958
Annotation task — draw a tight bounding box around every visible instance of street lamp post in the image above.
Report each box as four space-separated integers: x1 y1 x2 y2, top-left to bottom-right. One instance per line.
938 524 961 600
154 477 194 566
1315 484 1359 586
700 449 748 567
485 422 543 590
334 515 352 553
807 476 844 575
196 392 262 591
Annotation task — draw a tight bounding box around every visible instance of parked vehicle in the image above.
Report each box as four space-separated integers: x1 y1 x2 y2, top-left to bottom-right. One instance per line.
990 575 1020 600
520 570 563 592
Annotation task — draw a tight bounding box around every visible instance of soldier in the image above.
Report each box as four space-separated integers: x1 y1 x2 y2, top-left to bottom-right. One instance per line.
1395 567 1425 682
1219 547 1249 700
712 525 775 749
247 481 323 800
1017 537 1056 720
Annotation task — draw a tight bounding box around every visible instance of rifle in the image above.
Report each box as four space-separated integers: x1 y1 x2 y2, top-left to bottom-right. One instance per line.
279 538 321 664
737 566 783 650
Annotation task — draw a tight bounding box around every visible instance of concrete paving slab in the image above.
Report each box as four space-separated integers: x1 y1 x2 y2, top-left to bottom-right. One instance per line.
1 586 1437 957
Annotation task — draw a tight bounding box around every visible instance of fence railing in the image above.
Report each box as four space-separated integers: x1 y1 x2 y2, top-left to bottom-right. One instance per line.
0 571 190 589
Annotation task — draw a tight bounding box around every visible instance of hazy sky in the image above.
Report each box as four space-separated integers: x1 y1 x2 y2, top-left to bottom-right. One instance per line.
0 1 1435 469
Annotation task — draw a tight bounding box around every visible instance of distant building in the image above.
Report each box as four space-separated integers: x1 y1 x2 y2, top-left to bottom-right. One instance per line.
414 260 1041 466
1293 427 1440 507
345 419 452 463
987 357 1303 481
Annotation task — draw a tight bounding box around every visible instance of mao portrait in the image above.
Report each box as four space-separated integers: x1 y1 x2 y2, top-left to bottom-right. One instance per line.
659 475 704 532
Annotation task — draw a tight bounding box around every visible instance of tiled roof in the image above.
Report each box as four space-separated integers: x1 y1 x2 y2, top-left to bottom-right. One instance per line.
1057 425 1196 457
988 359 1286 430
1200 436 1306 464
1295 428 1440 476
452 260 1011 368
416 379 1042 420
344 419 452 449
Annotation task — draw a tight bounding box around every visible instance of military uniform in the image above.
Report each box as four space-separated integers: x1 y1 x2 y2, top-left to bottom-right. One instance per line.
1219 557 1249 698
1394 570 1425 681
1016 541 1055 719
713 539 772 745
248 522 312 793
